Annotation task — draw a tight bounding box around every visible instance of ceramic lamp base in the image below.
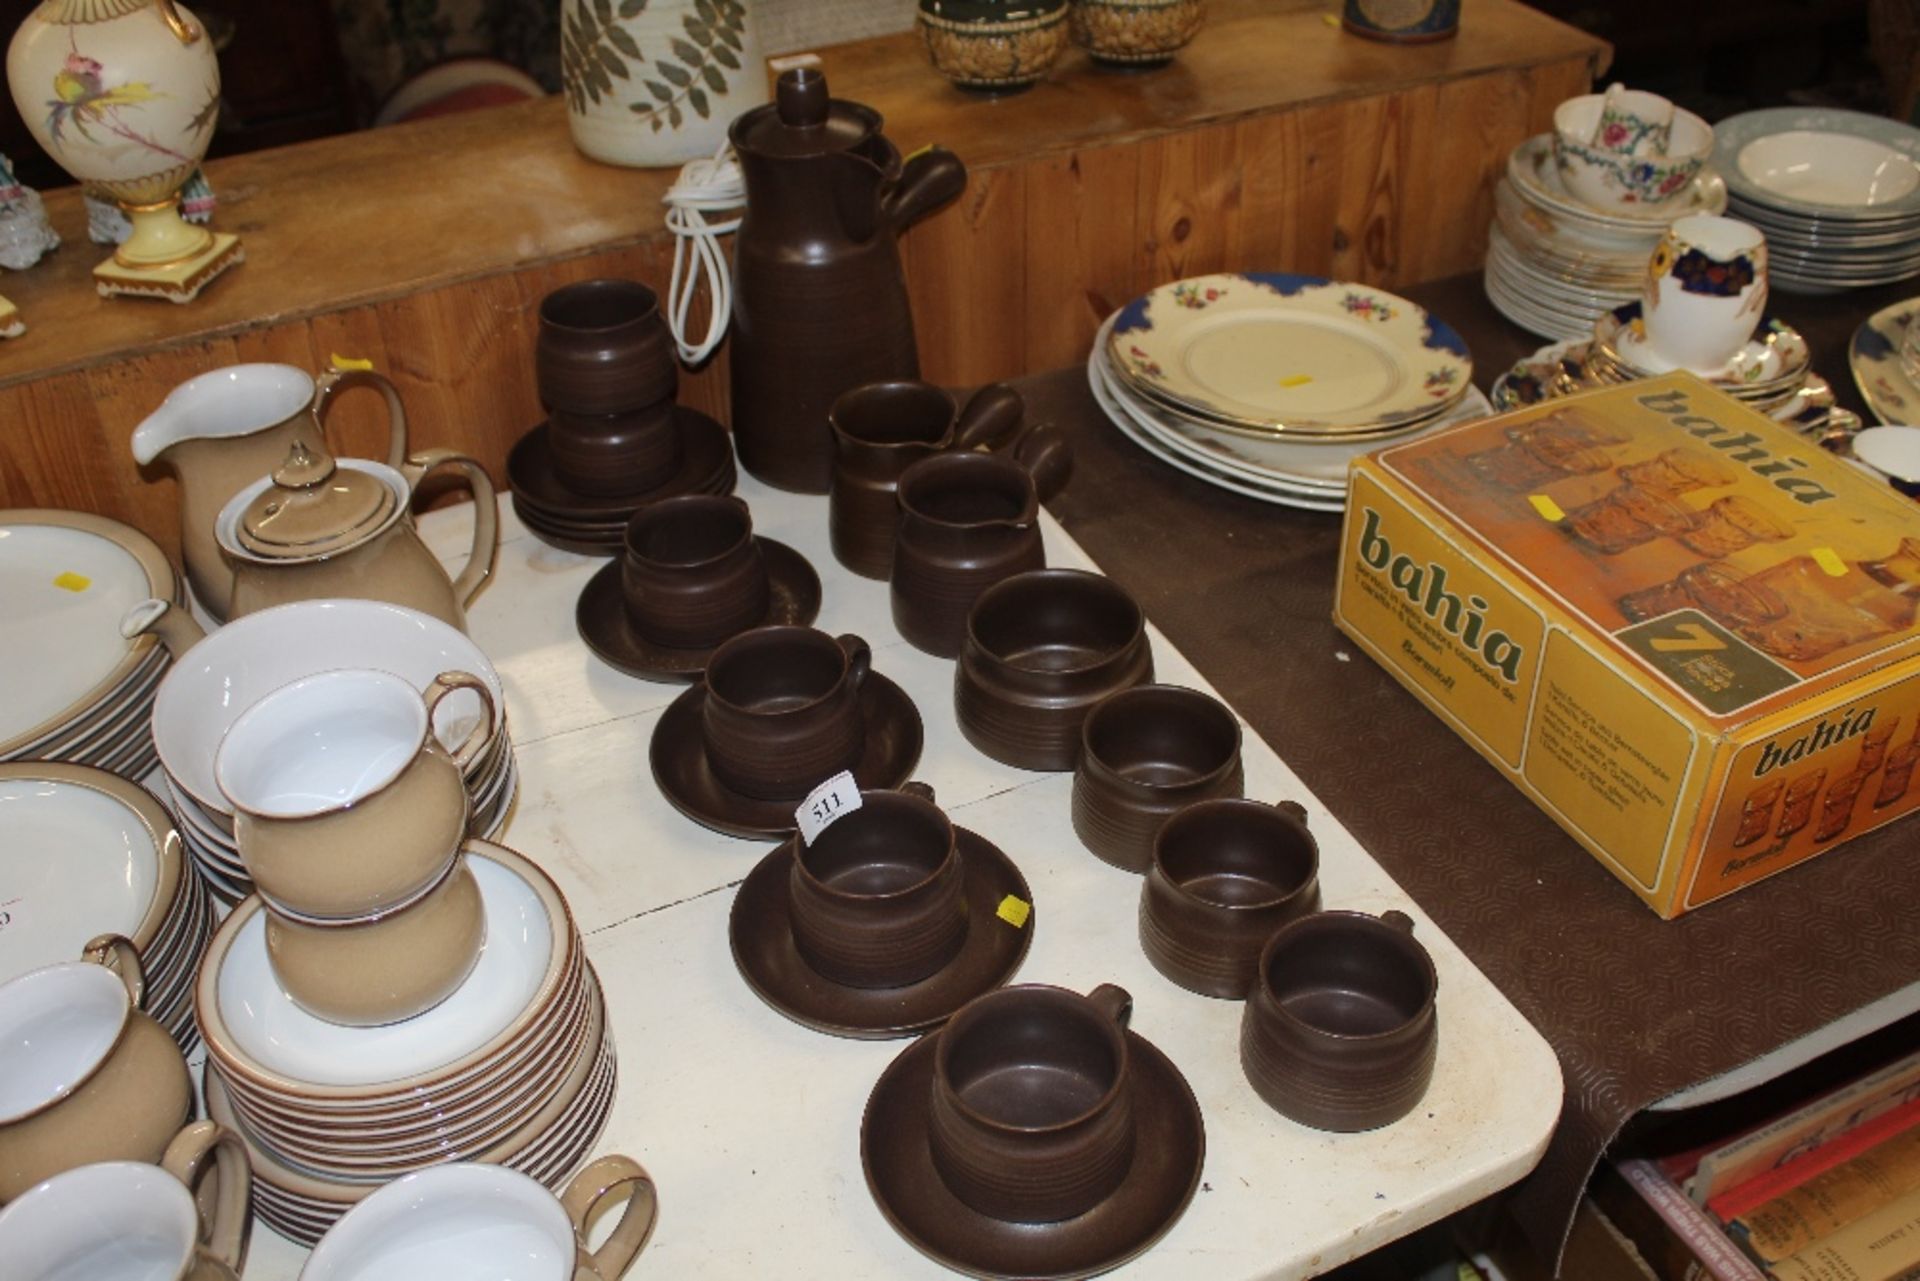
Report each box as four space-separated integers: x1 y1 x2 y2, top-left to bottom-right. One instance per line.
94 230 242 303
0 295 22 338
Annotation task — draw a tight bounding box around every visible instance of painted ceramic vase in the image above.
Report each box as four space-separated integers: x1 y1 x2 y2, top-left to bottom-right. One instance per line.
560 0 768 168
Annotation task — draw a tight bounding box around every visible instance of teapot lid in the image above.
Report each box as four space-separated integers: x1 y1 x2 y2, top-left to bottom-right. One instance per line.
235 438 398 559
730 67 881 158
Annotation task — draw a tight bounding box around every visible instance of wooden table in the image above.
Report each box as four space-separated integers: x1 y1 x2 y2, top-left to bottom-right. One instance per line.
224 483 1563 1280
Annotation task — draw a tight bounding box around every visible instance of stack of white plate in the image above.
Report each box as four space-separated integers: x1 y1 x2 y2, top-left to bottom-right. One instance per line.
0 763 214 1053
1716 108 1920 295
1090 272 1485 511
143 598 519 902
196 841 614 1245
1485 134 1728 339
0 510 180 781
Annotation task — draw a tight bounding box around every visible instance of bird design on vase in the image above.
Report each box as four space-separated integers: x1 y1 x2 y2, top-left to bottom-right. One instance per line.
42 47 199 168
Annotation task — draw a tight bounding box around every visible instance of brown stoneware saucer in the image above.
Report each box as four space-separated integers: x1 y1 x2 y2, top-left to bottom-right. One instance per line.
650 673 924 838
575 538 822 682
508 408 733 516
730 826 1034 1038
862 1024 1204 1280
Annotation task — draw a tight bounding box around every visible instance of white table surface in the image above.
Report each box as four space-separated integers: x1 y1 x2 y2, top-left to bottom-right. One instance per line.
233 475 1563 1281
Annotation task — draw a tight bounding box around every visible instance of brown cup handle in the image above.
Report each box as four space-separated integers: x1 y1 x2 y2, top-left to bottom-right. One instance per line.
162 1122 252 1275
836 634 871 693
1273 800 1309 824
900 780 936 804
422 671 499 771
400 447 499 607
311 367 411 472
1381 910 1415 935
1087 983 1133 1030
562 1154 659 1281
952 384 1025 453
82 932 146 1008
1013 423 1074 503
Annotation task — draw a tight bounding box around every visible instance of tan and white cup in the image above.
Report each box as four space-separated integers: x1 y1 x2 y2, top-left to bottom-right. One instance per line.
1639 214 1768 374
218 668 497 919
0 937 193 1202
0 1121 253 1279
300 1159 658 1281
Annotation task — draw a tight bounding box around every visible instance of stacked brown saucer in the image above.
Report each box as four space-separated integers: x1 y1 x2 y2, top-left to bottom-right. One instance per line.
194 840 613 1245
511 279 738 555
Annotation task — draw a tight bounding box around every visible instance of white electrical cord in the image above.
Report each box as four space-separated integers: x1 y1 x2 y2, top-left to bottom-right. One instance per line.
663 142 746 366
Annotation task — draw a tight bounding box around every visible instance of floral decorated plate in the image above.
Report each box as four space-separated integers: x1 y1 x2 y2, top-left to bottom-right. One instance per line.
1849 298 1920 425
1507 134 1727 232
1106 273 1472 434
1593 302 1811 389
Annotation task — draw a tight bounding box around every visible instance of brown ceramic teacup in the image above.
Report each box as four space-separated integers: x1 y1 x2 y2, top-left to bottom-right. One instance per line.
1140 799 1321 998
535 279 677 417
928 983 1136 1223
1071 684 1244 873
702 627 871 800
0 937 193 1202
786 781 968 989
218 668 494 920
620 495 770 648
263 856 486 1027
548 402 681 497
1239 910 1439 1131
955 569 1155 771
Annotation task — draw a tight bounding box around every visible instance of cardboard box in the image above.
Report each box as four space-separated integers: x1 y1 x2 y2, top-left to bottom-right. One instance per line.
1333 372 1920 917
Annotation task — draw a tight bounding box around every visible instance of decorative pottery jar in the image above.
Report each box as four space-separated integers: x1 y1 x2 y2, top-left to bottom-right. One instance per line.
1340 0 1458 42
918 0 1069 93
560 0 769 169
1069 0 1205 67
6 0 241 301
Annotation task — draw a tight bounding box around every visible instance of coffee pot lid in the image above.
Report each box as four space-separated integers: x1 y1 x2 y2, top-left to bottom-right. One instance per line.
235 438 398 558
731 67 880 158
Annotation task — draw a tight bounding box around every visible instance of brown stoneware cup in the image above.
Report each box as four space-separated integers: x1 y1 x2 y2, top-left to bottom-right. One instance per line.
620 495 770 648
0 937 193 1202
955 569 1155 771
928 983 1137 1223
263 857 486 1027
702 627 871 800
535 279 677 416
1140 799 1322 998
828 381 1025 579
1239 910 1439 1131
548 402 681 498
786 781 968 988
1071 684 1245 873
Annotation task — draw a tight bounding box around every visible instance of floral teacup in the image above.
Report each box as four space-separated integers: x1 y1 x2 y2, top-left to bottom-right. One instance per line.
1639 215 1768 375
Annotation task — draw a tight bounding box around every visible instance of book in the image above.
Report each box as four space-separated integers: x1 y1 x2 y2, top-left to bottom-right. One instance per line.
1597 1158 1769 1281
1710 1096 1920 1223
1727 1117 1920 1261
1768 1186 1920 1281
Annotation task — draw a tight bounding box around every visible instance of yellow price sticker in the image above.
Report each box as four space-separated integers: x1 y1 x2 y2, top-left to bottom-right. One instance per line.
1812 547 1847 577
1278 374 1313 388
1528 494 1566 522
330 353 375 372
52 572 90 592
995 895 1031 928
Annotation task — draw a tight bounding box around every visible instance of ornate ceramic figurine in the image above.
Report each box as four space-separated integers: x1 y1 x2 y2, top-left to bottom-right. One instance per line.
6 0 241 302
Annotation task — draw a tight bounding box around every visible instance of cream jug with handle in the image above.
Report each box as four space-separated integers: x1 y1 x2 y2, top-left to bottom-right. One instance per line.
131 364 409 619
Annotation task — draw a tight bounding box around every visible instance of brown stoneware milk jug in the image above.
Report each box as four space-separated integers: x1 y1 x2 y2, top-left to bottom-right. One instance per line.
727 67 967 493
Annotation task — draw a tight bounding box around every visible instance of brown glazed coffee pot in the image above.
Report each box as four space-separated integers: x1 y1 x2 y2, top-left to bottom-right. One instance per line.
727 67 967 494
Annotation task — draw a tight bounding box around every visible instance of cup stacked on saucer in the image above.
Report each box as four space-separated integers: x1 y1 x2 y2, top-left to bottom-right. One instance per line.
0 764 214 1053
128 598 519 902
0 509 180 781
1485 85 1725 340
194 837 612 1245
1086 272 1486 511
1713 107 1920 295
510 279 737 555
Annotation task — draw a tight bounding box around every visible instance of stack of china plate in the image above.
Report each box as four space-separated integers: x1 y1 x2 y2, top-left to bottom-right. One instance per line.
1484 134 1728 339
1715 108 1920 295
196 840 614 1245
1089 273 1484 511
0 763 215 1053
1490 301 1861 444
145 599 519 901
0 510 180 781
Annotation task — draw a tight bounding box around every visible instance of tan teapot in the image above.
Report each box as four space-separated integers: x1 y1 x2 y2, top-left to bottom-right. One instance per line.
212 437 496 631
132 365 411 619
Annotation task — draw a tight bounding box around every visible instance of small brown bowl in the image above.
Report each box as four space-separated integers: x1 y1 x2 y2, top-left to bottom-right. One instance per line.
955 570 1153 771
1071 684 1243 873
536 279 677 416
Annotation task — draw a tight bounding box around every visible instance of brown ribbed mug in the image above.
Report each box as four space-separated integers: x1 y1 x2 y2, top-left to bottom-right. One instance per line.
621 495 769 648
786 781 968 988
1140 799 1321 999
928 983 1136 1223
702 627 870 800
548 402 680 497
1071 684 1244 873
535 279 677 416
